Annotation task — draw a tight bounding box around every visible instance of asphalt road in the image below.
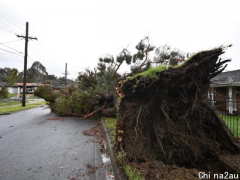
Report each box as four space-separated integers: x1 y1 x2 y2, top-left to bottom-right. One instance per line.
0 106 105 180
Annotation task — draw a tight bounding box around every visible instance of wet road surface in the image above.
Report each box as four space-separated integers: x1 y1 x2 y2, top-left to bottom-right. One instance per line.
0 106 105 180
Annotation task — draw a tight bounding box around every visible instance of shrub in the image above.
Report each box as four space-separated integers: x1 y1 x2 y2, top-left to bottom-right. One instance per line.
0 87 9 99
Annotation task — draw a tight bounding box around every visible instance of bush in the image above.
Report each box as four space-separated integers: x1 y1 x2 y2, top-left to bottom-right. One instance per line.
0 87 9 99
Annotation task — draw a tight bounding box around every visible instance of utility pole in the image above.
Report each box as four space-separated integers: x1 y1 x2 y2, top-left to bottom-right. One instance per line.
16 22 37 106
62 63 69 86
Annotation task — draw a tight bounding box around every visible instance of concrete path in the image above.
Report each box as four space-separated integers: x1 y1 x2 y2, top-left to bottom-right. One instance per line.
0 106 105 180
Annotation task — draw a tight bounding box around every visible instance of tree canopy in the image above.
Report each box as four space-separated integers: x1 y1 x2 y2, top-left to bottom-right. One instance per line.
27 61 48 84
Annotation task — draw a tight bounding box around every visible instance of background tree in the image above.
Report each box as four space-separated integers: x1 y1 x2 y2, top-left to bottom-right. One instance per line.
27 61 47 84
45 74 58 85
0 68 18 82
7 68 18 85
17 72 23 83
0 86 9 99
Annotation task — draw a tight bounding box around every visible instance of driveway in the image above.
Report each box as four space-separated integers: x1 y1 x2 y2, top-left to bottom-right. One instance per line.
0 106 105 180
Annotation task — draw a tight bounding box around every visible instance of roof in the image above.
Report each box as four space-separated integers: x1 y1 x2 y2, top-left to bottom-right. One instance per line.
0 82 7 86
0 82 43 87
0 82 18 87
211 70 240 87
54 85 67 89
15 83 44 87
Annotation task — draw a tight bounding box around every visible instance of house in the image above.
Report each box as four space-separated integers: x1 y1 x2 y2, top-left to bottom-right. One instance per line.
53 80 78 92
210 70 240 114
0 82 43 94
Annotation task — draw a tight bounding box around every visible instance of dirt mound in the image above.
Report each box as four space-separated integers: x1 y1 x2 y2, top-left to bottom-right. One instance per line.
116 47 240 177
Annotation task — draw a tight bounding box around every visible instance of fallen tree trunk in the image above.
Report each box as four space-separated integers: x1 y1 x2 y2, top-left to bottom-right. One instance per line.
116 47 240 175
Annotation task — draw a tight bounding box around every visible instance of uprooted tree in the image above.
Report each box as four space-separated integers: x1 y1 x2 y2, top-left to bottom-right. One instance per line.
116 46 240 178
34 37 189 118
34 36 240 177
34 37 160 117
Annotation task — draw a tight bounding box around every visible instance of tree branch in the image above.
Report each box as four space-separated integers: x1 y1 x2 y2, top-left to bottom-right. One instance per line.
52 87 70 97
84 102 108 119
80 75 96 89
112 49 127 79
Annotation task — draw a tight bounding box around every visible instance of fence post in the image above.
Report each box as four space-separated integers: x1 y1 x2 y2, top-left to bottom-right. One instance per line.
228 87 233 114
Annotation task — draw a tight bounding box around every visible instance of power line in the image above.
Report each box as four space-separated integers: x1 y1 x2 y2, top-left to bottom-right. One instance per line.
0 13 24 32
0 47 23 56
0 27 15 35
0 25 16 34
36 41 60 68
0 43 23 54
0 56 23 59
28 44 63 73
31 42 50 63
28 43 47 63
27 55 63 73
0 39 23 44
31 41 63 72
27 56 34 63
0 20 22 34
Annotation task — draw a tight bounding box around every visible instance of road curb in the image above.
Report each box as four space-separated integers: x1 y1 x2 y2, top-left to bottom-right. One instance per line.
101 118 122 180
93 142 106 180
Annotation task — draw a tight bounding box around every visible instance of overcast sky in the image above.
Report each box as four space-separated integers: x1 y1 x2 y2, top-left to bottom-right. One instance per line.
0 0 239 80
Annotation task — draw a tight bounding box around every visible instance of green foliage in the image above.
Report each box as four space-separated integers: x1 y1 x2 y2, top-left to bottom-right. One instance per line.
17 72 23 82
124 165 144 180
34 85 58 103
117 151 126 162
0 68 15 82
8 68 18 85
127 55 192 82
0 68 18 84
52 90 96 116
0 86 9 99
127 65 166 81
154 45 186 66
137 65 166 78
99 57 113 63
97 70 120 93
53 96 71 115
97 62 106 72
35 84 95 116
70 91 92 114
27 61 47 83
104 117 117 141
8 93 17 98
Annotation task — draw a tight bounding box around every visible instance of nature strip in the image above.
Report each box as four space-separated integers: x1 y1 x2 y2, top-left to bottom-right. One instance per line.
101 117 122 180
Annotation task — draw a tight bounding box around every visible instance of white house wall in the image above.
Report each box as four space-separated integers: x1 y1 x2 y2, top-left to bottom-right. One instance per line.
7 87 18 94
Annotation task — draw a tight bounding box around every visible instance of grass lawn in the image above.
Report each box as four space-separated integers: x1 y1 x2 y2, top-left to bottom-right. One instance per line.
104 117 117 143
0 101 46 114
28 95 40 99
222 115 240 138
104 117 144 180
0 101 21 107
7 93 17 98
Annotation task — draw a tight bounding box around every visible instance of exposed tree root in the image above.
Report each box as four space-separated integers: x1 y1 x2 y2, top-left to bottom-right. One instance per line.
116 47 240 177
